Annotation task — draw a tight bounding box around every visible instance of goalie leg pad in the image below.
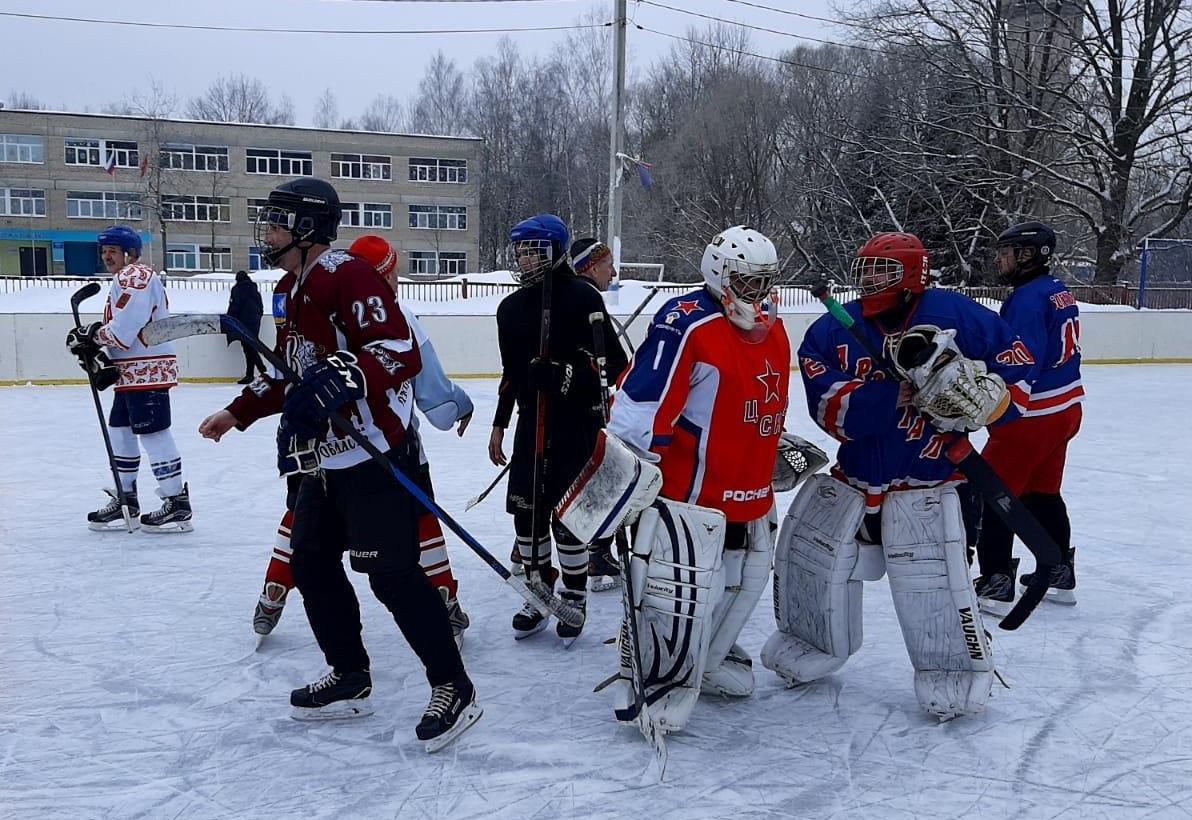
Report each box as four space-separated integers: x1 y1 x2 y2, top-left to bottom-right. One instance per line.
702 506 777 698
761 474 867 685
614 498 725 733
555 431 663 543
882 487 994 719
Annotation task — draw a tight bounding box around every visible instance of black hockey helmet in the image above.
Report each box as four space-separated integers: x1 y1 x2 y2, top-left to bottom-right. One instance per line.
996 221 1056 284
255 177 342 267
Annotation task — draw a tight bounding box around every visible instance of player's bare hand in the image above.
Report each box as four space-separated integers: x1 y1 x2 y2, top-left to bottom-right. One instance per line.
199 409 239 442
456 411 472 437
488 426 507 466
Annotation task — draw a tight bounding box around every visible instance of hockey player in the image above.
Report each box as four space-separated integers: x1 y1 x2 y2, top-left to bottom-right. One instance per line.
762 231 1035 720
197 178 480 751
249 237 472 647
557 225 792 733
66 225 192 532
488 214 628 645
974 222 1083 613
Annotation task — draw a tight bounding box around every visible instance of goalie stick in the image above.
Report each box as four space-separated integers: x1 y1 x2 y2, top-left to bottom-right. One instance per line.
811 285 1056 631
145 313 582 628
589 311 667 779
71 282 136 533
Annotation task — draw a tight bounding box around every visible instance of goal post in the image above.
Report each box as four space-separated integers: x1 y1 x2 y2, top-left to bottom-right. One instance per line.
618 262 666 283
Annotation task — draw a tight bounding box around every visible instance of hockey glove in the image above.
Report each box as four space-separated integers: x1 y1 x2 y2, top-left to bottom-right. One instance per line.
528 356 575 398
282 352 367 440
66 321 103 359
276 419 320 477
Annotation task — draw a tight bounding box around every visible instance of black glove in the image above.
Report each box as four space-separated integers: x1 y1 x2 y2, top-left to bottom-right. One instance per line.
66 321 103 359
528 357 575 398
276 418 320 477
282 352 367 440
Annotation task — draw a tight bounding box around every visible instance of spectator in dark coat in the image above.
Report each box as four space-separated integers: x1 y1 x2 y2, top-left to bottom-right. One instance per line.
227 270 265 384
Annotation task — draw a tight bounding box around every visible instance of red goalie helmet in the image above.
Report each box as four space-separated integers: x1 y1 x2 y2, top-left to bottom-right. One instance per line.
850 232 931 317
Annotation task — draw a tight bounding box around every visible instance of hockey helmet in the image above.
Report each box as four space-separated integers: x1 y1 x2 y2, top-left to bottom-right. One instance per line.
255 177 342 267
97 225 142 255
996 221 1056 284
700 225 780 331
850 232 931 317
510 214 570 286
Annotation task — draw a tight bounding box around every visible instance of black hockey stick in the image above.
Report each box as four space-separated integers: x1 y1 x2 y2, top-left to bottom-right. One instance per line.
70 282 136 533
464 464 509 512
152 314 581 626
811 285 1055 631
527 268 554 584
589 311 667 779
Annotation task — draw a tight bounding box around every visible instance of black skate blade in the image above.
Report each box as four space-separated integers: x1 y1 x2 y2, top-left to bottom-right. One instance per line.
513 619 550 641
559 633 581 650
88 520 140 533
593 672 621 693
290 697 373 722
423 701 483 753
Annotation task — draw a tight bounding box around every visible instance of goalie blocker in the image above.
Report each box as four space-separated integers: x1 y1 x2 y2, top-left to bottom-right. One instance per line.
762 474 995 720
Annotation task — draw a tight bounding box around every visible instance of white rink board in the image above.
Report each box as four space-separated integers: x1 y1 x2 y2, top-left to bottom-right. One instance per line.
1 367 1190 819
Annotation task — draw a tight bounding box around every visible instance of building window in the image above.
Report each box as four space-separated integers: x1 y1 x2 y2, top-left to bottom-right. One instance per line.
331 152 391 180
249 247 266 270
247 198 270 224
341 202 393 229
160 143 229 172
0 134 44 164
408 204 467 231
1 188 47 217
161 195 230 222
408 157 467 183
408 251 467 276
245 148 314 176
165 244 231 271
65 138 138 168
66 191 143 220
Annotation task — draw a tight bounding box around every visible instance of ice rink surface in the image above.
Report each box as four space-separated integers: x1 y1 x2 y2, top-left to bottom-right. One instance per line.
2 367 1190 820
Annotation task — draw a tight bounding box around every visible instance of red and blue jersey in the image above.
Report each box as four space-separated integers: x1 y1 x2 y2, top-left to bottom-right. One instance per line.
608 288 790 523
799 289 1033 513
1000 275 1083 416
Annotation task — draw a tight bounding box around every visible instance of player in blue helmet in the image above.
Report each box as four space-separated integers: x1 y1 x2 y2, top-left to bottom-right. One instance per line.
489 213 628 645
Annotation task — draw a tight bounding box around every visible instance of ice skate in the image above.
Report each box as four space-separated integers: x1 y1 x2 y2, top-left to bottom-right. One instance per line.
440 586 470 649
290 669 373 721
512 599 549 639
974 558 1019 617
416 676 483 753
1020 548 1076 605
140 483 193 533
555 589 587 648
702 643 756 697
253 581 289 644
588 544 620 592
87 487 139 532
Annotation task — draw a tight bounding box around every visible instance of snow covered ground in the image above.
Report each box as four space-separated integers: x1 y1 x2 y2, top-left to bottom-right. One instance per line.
2 367 1190 820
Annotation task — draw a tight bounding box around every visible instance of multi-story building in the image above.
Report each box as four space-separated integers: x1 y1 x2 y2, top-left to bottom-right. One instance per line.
0 109 481 277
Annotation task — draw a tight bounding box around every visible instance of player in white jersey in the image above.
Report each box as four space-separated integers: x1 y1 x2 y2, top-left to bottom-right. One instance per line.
66 225 192 532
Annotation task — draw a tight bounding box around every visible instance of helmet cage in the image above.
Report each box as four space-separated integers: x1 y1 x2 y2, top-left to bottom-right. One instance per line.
254 205 307 267
511 239 553 286
724 257 779 303
851 255 907 297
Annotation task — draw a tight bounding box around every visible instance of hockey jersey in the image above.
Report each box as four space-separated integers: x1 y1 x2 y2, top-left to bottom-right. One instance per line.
609 288 790 523
94 262 177 391
1000 274 1083 416
800 289 1033 513
227 249 421 470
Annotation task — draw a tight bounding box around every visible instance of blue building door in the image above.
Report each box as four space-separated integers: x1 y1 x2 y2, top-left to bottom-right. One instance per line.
64 241 103 275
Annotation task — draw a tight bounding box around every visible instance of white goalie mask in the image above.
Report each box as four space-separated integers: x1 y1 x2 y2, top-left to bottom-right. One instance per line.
700 226 780 333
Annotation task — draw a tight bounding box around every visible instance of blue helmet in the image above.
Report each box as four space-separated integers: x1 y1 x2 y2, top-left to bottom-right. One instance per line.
509 214 570 285
98 225 142 255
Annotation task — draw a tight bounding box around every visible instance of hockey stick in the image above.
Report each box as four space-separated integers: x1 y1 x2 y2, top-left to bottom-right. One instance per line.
589 311 667 779
152 313 581 627
527 269 554 585
464 463 509 512
70 282 136 533
611 288 660 354
811 285 1055 631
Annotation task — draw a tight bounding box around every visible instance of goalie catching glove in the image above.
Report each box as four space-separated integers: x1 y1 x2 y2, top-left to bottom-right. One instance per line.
771 433 829 493
894 325 1010 432
281 351 367 439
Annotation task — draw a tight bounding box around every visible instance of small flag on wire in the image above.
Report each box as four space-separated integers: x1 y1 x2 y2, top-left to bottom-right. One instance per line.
139 155 150 178
637 161 653 189
103 149 117 176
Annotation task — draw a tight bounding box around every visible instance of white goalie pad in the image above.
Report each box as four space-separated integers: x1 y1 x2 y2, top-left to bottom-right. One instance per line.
556 431 663 544
701 506 777 698
882 487 995 719
614 498 725 734
761 474 868 685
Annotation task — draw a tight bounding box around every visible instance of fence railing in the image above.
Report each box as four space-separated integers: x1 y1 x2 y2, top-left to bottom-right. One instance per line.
2 275 1190 310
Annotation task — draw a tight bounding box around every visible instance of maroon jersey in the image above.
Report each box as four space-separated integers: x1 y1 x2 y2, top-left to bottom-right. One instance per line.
227 248 421 470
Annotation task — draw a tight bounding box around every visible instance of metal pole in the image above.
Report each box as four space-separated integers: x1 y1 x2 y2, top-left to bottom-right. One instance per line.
606 0 628 270
1137 237 1149 310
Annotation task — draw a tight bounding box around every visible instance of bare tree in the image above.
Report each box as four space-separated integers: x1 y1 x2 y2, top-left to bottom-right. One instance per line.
358 94 407 133
186 74 295 125
4 90 45 110
407 52 468 136
312 87 339 129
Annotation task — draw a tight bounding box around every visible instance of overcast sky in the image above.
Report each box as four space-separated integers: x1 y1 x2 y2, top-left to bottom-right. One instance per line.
4 0 849 125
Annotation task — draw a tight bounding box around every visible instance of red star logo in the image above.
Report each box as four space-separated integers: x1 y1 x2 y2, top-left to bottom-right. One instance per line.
756 359 783 404
676 299 702 315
